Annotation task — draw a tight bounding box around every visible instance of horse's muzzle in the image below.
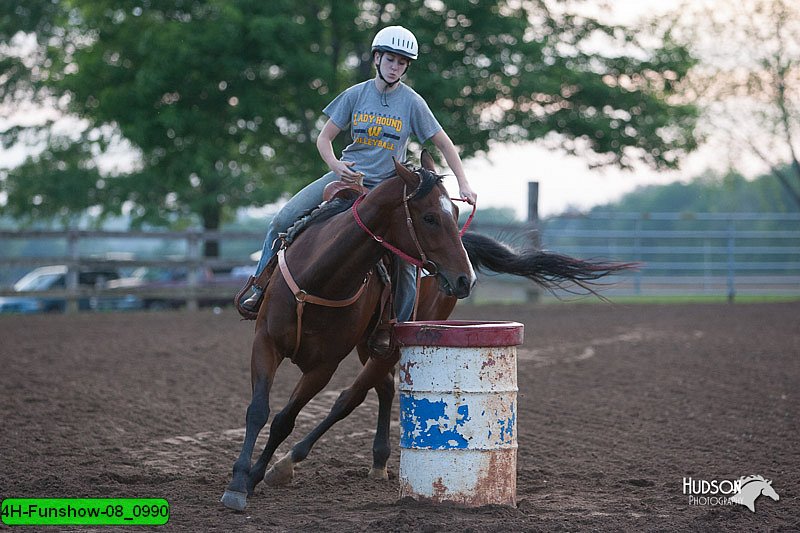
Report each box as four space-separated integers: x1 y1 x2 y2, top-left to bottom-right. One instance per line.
454 274 475 299
440 272 475 299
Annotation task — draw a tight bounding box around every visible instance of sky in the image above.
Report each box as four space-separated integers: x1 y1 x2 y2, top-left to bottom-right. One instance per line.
460 143 695 219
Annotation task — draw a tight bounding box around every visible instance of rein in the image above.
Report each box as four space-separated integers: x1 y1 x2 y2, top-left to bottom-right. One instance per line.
454 198 476 236
352 190 426 270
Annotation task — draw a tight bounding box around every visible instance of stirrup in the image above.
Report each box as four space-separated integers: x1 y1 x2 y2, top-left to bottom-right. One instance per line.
234 276 262 320
241 290 263 312
234 256 277 320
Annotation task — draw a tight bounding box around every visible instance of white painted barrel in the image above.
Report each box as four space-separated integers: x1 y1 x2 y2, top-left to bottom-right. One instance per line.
394 320 524 507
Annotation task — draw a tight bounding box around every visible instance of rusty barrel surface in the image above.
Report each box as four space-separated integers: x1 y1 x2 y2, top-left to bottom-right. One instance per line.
394 320 524 507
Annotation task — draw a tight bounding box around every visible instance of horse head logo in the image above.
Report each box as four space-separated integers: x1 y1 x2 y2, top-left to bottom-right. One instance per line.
730 475 779 513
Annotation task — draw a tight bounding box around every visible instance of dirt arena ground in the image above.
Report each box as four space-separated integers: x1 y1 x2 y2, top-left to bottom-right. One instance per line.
1 301 798 532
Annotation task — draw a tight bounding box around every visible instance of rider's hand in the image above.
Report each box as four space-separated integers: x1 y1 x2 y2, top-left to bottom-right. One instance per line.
331 160 363 182
458 182 478 205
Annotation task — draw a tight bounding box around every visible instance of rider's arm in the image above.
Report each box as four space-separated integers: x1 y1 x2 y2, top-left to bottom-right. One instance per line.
317 119 362 180
430 130 477 204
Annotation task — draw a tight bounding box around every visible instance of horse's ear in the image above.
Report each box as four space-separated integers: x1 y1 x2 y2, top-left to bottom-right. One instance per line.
420 149 437 173
393 157 420 189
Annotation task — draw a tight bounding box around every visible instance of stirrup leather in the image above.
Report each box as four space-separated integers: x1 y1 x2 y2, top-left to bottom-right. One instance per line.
367 257 396 358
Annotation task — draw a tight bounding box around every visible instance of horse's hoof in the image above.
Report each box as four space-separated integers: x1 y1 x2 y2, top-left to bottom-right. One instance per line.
368 467 389 480
264 452 294 486
220 490 248 511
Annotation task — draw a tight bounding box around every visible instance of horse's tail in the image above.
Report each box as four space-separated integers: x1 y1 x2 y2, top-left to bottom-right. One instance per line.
462 231 638 298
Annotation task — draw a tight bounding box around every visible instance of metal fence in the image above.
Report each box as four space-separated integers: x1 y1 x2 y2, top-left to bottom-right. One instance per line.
469 212 800 301
1 212 798 311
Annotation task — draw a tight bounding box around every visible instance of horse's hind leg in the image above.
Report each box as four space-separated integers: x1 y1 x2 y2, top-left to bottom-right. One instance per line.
266 355 397 483
247 362 339 489
358 344 395 480
221 333 281 511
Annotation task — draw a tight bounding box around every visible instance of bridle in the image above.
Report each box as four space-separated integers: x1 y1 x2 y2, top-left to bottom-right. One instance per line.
351 181 475 320
351 185 475 275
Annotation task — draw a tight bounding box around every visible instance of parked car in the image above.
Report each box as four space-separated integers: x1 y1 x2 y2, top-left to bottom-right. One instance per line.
0 265 141 314
105 266 251 309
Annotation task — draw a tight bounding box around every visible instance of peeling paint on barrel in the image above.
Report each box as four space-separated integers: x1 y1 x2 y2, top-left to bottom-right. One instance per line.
396 321 523 507
398 448 517 507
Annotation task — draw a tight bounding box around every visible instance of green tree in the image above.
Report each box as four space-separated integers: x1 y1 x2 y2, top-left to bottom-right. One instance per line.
1 1 699 256
590 167 798 213
0 2 61 110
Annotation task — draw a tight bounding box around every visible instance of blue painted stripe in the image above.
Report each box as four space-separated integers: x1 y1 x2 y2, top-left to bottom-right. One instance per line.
399 395 470 449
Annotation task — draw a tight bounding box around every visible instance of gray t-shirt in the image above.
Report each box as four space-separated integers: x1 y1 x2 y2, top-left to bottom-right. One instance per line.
323 80 442 187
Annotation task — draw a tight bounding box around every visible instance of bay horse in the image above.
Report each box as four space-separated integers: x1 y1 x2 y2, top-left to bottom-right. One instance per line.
222 152 631 511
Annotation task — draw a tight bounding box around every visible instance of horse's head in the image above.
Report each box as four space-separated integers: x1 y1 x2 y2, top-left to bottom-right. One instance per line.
734 475 780 512
761 480 780 502
383 151 476 299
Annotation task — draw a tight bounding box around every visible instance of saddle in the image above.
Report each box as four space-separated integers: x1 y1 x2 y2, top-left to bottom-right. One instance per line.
322 175 368 203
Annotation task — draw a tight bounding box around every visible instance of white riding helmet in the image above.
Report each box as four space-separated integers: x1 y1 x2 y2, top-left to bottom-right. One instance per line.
371 26 418 60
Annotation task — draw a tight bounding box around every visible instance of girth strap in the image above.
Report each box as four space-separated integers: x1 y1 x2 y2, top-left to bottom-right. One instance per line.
278 249 371 357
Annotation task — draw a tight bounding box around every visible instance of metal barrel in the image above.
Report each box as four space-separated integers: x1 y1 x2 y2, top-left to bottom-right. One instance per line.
394 320 524 507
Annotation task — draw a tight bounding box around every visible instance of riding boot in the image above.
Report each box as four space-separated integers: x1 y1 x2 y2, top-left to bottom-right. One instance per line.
241 287 263 313
235 257 277 320
367 322 394 358
367 259 395 358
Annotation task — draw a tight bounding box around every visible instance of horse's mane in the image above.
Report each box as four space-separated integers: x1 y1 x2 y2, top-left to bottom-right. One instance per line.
739 475 769 485
283 162 444 247
403 162 444 199
283 196 357 246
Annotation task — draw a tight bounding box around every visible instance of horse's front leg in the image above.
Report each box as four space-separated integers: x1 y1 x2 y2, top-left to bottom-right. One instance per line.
266 354 398 484
248 361 339 489
221 332 280 511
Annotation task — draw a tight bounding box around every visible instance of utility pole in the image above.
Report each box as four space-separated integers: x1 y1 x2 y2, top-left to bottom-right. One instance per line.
527 181 539 224
527 181 541 303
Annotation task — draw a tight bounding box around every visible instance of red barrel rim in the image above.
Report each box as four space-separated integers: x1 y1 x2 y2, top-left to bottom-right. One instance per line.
395 320 524 347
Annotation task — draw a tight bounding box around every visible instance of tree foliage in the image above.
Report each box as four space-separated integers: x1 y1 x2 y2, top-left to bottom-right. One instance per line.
0 2 61 106
590 167 798 214
1 1 699 255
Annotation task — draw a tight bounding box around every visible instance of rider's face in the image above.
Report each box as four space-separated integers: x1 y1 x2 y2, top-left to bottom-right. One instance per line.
375 52 410 82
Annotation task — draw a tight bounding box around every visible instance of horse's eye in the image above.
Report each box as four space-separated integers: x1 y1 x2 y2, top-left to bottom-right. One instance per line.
423 213 437 226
